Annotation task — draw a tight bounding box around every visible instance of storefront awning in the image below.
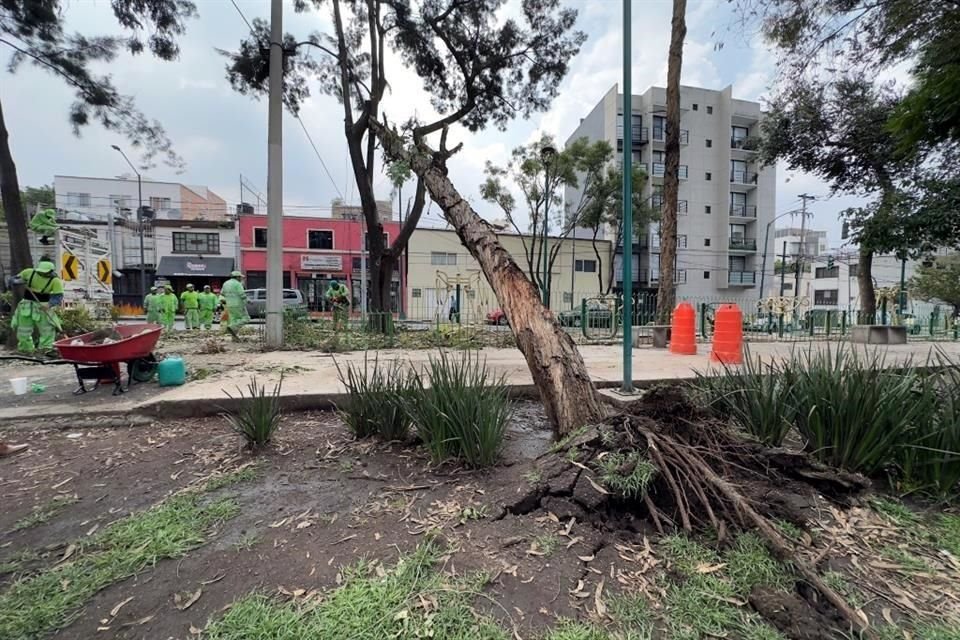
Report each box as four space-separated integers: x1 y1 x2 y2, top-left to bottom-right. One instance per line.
156 256 235 278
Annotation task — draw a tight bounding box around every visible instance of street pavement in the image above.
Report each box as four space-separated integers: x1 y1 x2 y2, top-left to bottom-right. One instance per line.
2 339 959 425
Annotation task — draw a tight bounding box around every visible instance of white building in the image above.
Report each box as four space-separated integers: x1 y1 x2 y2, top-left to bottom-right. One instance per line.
564 84 776 300
53 175 228 223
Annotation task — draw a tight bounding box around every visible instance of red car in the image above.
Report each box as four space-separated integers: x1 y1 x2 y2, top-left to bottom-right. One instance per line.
486 308 508 325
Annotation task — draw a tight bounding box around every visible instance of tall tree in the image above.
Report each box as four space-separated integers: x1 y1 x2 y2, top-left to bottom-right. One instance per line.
655 0 686 324
910 255 960 319
0 0 195 276
223 1 429 329
0 184 53 220
366 0 600 435
759 77 915 316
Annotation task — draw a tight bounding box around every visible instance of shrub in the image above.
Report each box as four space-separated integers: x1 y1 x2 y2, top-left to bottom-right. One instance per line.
223 376 283 448
57 305 101 336
896 351 960 496
693 349 797 447
335 355 414 441
790 347 937 475
406 351 511 468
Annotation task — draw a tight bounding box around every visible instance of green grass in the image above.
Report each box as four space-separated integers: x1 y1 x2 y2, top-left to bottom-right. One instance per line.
205 465 259 491
541 621 614 640
11 495 79 531
233 532 262 552
222 376 284 448
598 452 657 499
932 514 960 557
0 550 40 576
532 534 560 556
658 535 787 640
523 469 543 485
204 542 508 640
551 426 589 454
869 497 920 527
0 494 238 639
882 546 930 573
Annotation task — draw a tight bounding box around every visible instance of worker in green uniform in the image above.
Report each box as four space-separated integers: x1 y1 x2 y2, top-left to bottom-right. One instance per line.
198 285 217 330
219 271 249 340
9 259 64 354
29 208 59 245
144 286 161 324
325 279 350 330
159 284 178 331
180 284 200 330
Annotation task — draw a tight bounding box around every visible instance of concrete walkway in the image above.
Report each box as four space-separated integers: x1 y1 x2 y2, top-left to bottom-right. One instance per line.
1 340 958 423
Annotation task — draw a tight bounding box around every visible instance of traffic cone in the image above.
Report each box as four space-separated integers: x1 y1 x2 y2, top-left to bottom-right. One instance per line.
710 304 744 364
669 302 697 355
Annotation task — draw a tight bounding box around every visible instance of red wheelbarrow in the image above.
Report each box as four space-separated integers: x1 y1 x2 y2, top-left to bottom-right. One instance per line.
53 323 163 395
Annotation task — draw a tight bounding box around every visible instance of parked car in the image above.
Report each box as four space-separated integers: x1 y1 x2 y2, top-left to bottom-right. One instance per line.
486 308 508 325
557 303 614 328
245 288 307 318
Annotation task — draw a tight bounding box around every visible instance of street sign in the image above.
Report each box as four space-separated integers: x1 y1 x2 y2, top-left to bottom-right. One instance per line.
96 259 112 285
61 252 79 281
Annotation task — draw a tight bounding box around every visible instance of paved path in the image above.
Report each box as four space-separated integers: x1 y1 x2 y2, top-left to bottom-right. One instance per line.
1 340 958 423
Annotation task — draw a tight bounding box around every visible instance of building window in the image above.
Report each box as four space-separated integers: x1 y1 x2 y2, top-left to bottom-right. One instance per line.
692 103 699 111
849 263 859 278
352 257 362 270
412 288 422 298
254 228 267 248
66 192 91 207
172 232 220 254
814 289 839 305
704 271 710 279
575 259 597 273
109 195 131 211
677 235 687 249
308 230 334 250
815 266 840 279
782 282 794 291
562 292 573 304
705 205 711 214
705 139 712 148
149 196 172 210
705 172 712 181
732 125 749 147
431 252 457 266
706 105 713 114
704 238 711 247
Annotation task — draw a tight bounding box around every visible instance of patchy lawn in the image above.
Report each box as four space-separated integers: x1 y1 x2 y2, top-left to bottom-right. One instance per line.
1 401 959 640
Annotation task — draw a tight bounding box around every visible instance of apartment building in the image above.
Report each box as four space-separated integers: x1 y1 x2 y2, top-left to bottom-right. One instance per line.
773 227 828 260
53 175 228 222
564 84 776 299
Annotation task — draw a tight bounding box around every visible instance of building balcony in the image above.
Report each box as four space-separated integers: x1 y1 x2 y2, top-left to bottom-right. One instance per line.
729 204 757 218
729 237 757 252
652 163 688 179
650 269 687 285
730 170 758 186
730 136 759 151
652 128 689 145
652 196 688 215
616 125 650 145
728 270 757 286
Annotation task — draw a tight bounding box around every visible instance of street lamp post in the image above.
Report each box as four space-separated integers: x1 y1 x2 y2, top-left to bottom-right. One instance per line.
111 145 146 299
540 145 557 306
758 208 803 300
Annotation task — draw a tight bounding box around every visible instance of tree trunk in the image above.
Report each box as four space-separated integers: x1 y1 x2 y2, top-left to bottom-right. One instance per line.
655 0 687 325
0 94 30 275
591 229 605 293
374 128 604 436
858 246 876 321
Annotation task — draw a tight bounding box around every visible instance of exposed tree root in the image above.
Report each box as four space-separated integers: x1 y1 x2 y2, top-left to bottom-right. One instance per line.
501 387 875 638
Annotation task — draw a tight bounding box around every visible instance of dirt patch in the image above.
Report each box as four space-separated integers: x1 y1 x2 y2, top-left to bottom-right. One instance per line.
749 587 846 640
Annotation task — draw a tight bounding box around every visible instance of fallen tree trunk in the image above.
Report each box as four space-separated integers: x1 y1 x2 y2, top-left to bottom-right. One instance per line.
371 122 604 436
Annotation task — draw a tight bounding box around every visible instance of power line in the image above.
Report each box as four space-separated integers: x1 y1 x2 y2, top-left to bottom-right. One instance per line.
295 114 345 200
228 0 255 33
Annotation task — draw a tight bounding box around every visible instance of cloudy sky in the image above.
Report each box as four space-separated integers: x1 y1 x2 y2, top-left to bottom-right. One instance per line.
3 0 872 244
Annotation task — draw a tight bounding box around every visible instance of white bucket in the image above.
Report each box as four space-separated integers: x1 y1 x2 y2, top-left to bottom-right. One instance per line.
10 377 28 395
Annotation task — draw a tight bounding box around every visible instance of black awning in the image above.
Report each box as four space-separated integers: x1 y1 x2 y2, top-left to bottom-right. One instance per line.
156 256 235 278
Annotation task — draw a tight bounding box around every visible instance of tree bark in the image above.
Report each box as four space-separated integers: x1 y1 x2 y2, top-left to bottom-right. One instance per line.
591 228 605 294
655 0 687 325
858 246 876 320
374 125 605 436
0 94 30 275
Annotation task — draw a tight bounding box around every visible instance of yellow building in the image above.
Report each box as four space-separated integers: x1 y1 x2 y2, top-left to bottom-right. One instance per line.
405 228 613 322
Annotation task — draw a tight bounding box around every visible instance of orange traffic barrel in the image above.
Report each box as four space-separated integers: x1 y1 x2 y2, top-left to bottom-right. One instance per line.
669 302 697 355
710 304 743 364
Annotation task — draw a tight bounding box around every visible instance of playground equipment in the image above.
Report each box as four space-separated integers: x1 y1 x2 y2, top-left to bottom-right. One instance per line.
434 270 491 326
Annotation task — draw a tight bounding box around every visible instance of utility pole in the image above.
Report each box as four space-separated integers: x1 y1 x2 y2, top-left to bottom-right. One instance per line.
794 194 815 299
779 241 787 296
265 0 284 347
111 145 146 297
620 0 633 393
